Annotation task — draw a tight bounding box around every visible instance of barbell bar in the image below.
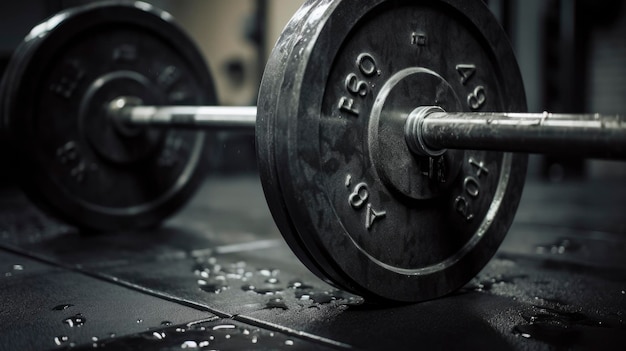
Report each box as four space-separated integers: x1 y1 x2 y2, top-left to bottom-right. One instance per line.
110 98 625 159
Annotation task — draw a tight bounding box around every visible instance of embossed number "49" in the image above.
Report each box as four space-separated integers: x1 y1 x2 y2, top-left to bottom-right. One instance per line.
456 64 486 111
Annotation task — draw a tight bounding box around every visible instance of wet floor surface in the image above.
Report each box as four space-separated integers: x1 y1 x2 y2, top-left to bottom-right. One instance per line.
0 175 624 350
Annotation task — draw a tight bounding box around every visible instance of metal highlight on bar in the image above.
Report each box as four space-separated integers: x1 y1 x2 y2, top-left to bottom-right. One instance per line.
109 96 257 131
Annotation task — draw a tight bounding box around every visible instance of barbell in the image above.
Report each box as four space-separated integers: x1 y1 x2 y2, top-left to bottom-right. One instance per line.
0 0 623 302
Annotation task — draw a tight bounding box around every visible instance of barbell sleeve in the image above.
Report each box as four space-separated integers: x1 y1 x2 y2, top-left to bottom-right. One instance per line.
406 106 626 159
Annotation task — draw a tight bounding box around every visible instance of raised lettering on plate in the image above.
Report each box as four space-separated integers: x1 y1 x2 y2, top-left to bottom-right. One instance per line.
463 176 480 198
56 141 96 183
113 45 137 62
49 61 85 99
467 85 487 110
338 97 359 116
456 64 476 85
345 175 352 188
411 32 427 46
337 53 380 117
469 158 489 177
56 141 78 164
348 182 369 210
158 135 185 167
454 157 488 222
454 196 474 221
365 203 386 230
158 66 181 89
345 73 369 97
356 53 379 76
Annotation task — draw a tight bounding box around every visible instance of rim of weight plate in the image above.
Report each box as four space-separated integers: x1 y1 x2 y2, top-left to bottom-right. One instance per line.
256 0 354 289
3 1 216 232
258 0 528 302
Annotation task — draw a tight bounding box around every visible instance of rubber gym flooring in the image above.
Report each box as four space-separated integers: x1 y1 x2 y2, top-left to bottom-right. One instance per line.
0 174 624 350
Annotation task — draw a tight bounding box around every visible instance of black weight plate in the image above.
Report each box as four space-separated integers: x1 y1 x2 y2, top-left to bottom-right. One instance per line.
257 0 528 302
3 1 216 232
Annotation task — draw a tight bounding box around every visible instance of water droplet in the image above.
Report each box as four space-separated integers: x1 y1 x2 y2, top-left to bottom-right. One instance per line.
91 336 99 342
63 314 86 327
465 274 528 292
12 264 23 271
512 305 615 347
54 335 69 346
512 326 531 338
161 320 172 326
176 327 186 333
265 297 288 310
52 304 74 311
258 287 283 295
198 341 210 347
136 319 143 324
212 324 236 331
621 290 625 295
109 333 116 338
258 268 279 277
181 340 198 349
285 339 294 346
199 278 229 294
265 277 279 284
295 290 335 304
224 262 246 279
330 290 364 305
251 335 258 344
241 284 283 295
5 272 12 277
151 331 165 340
225 334 231 339
287 279 315 290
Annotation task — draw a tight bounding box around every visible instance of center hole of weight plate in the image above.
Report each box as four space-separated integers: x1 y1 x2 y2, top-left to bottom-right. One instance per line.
79 71 164 164
368 67 465 200
107 96 144 137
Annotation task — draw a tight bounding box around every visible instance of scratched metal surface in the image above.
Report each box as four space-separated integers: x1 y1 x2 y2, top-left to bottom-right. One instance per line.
0 175 625 350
